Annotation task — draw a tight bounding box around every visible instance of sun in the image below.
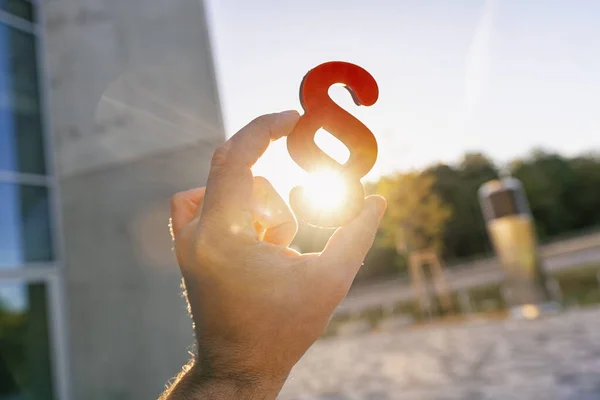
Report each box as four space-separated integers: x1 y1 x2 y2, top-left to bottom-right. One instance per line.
250 133 355 214
302 169 348 211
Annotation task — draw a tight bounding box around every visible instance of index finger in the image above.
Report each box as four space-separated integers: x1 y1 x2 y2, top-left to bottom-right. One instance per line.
201 110 300 228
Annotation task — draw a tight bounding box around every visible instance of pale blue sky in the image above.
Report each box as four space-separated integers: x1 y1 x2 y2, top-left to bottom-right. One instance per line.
205 0 600 196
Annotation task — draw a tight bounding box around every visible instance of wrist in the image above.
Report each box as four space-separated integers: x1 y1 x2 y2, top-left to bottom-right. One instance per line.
168 360 287 399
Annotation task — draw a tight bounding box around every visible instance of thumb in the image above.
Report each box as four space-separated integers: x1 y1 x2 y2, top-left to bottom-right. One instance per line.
319 195 387 280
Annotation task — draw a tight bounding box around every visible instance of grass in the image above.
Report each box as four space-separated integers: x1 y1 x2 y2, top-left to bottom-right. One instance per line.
553 264 600 306
325 263 600 338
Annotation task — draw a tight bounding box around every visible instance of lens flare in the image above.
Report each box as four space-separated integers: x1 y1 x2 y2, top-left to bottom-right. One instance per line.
521 304 540 320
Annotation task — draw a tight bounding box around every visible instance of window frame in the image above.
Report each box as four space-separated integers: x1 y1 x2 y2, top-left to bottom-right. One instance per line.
0 3 72 399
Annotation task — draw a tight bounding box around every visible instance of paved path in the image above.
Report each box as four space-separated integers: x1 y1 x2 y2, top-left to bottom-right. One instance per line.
279 308 600 400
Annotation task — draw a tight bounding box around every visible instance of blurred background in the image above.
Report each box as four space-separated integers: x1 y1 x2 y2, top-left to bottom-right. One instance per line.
1 0 599 399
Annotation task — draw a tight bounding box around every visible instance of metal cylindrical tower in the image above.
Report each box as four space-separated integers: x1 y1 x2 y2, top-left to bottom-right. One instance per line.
478 177 551 308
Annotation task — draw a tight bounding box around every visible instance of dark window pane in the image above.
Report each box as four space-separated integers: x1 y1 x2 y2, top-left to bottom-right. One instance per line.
0 0 34 21
488 189 521 219
0 23 45 175
0 183 53 267
0 282 54 399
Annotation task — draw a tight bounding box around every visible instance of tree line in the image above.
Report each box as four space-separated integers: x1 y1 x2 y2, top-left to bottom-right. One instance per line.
292 149 600 282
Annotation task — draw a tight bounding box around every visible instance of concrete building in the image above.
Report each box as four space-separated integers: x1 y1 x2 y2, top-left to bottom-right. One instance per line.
0 0 225 398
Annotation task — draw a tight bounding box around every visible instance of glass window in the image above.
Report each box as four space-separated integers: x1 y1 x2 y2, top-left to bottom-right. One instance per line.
0 0 34 22
488 189 522 220
0 22 45 175
0 183 53 268
0 282 54 399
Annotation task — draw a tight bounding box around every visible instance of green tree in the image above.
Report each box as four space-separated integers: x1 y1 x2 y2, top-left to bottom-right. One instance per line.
377 171 452 255
511 149 578 240
568 154 600 229
427 153 498 260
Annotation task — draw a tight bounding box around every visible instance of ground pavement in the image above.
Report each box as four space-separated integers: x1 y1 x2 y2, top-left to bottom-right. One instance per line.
279 308 600 400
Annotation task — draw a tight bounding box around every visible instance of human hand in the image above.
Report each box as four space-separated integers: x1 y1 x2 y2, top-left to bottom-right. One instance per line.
164 111 386 398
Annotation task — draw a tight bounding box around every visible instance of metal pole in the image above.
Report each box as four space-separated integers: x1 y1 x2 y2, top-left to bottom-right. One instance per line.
546 278 563 303
501 285 512 307
458 290 474 315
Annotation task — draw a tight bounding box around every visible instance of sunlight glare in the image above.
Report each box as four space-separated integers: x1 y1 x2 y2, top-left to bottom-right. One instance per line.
303 169 348 211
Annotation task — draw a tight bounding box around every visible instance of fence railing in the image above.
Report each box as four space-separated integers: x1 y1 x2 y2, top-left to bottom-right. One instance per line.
342 231 600 314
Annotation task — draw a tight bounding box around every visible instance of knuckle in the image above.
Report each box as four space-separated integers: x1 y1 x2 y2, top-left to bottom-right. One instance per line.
250 114 275 134
170 191 187 211
194 223 228 265
211 142 232 167
194 240 215 266
253 175 270 187
252 114 271 128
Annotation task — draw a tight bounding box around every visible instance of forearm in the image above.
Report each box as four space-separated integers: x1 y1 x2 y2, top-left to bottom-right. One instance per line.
160 359 286 400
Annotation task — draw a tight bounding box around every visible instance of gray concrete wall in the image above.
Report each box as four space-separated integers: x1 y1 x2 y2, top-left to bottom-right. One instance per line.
44 0 224 177
60 144 216 399
42 0 224 398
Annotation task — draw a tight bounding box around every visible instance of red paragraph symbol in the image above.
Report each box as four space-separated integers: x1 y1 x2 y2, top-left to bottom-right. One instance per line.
287 61 379 228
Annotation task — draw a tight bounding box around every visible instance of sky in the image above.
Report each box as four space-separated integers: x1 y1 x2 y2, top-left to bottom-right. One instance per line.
204 0 600 198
